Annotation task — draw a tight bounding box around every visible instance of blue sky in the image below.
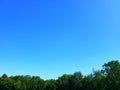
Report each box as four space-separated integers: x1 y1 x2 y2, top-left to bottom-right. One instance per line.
0 0 120 79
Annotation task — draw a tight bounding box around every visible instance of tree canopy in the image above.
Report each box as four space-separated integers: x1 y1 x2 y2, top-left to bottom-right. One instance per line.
0 60 120 90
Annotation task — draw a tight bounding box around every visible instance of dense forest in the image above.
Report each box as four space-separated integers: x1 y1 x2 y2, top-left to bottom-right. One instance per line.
0 60 120 90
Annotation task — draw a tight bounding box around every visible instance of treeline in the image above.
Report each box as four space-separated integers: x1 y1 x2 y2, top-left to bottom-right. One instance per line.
0 60 120 90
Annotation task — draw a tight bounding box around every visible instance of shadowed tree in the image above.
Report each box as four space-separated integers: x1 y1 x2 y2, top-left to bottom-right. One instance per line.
57 74 71 90
69 72 83 90
102 60 120 90
44 79 57 90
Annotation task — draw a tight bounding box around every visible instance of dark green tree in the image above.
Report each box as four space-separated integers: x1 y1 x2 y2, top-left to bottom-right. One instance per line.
69 72 83 90
44 79 57 90
92 70 105 90
30 76 44 90
102 60 120 90
0 74 15 90
81 74 93 90
57 74 71 90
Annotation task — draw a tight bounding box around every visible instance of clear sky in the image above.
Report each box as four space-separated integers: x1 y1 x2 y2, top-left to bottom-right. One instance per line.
0 0 120 79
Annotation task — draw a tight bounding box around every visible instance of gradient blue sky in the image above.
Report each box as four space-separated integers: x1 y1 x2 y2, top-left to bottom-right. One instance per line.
0 0 120 79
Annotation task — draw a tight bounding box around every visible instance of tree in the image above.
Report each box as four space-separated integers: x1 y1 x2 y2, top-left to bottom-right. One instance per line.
0 60 119 90
102 60 120 90
0 74 15 90
81 74 93 90
44 79 57 90
30 76 44 90
57 74 71 90
92 70 105 90
69 72 83 90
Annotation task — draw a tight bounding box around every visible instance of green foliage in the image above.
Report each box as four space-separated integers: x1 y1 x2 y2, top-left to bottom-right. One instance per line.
57 74 71 90
102 60 120 90
69 72 83 90
0 60 120 90
45 79 57 90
